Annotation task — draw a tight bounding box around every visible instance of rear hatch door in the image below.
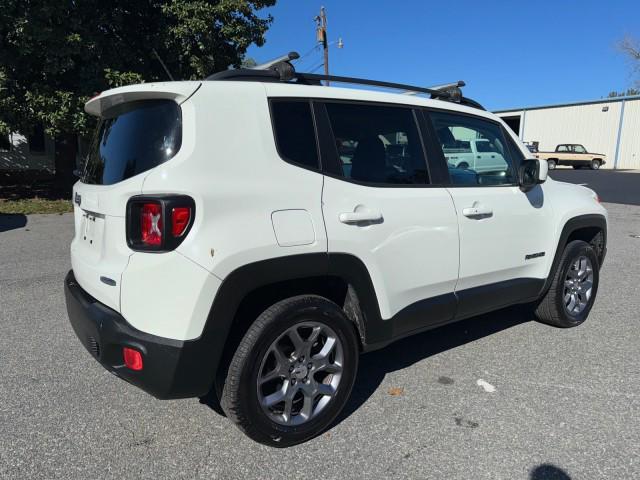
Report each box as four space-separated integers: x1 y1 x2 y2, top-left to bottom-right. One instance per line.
71 82 200 311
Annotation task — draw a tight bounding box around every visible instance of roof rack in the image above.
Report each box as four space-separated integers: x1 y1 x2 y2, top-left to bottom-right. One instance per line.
206 52 484 110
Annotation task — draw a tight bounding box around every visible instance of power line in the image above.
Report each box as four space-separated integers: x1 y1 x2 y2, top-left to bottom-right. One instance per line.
293 44 321 64
308 63 325 74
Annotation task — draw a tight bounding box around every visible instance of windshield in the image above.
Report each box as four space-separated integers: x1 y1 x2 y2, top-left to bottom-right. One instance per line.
82 99 182 185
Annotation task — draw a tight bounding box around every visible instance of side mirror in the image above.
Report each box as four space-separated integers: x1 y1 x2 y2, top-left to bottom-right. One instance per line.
519 159 547 192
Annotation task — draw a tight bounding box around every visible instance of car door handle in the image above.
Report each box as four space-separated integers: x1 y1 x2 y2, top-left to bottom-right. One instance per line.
462 204 493 218
339 209 383 225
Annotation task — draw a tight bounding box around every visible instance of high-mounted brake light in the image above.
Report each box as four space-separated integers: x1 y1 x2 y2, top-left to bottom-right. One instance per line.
172 207 191 237
141 203 163 246
126 195 195 252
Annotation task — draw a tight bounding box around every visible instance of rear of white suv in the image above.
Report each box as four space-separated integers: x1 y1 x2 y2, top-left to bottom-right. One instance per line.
66 79 328 400
66 81 224 398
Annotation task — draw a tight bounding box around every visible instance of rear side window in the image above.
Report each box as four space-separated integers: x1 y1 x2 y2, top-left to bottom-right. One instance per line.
82 99 182 185
324 102 429 185
270 100 319 170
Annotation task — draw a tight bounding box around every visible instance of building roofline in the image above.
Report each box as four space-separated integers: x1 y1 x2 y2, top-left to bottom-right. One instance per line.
494 94 640 114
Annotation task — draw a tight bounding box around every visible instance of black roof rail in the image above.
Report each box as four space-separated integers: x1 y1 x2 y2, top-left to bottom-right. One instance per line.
206 53 485 110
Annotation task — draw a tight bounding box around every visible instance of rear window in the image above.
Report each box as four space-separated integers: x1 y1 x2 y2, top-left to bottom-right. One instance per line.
82 99 182 185
270 100 319 170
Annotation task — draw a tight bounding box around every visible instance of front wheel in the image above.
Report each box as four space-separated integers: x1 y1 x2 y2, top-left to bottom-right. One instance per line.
547 159 557 170
221 295 359 447
535 240 599 327
590 160 601 170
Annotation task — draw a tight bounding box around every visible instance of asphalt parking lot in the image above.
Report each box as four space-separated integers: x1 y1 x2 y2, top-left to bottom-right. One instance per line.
1 176 639 479
550 169 640 206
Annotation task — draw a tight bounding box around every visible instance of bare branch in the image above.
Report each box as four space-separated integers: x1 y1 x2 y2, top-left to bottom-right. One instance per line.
619 35 640 61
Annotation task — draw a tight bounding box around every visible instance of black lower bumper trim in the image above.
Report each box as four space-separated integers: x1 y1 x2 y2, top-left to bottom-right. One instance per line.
64 270 214 399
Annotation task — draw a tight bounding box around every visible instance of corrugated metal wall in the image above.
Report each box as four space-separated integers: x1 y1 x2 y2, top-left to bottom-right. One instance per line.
617 100 640 169
497 98 640 169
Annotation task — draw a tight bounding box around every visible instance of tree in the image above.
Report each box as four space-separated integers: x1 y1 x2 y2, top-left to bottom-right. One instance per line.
619 35 640 88
607 88 640 98
0 0 275 190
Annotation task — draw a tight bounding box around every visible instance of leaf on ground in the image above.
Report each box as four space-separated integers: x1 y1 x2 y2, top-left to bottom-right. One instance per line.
388 387 404 396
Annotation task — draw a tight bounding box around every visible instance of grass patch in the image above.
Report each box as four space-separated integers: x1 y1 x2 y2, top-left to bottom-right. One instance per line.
0 198 73 215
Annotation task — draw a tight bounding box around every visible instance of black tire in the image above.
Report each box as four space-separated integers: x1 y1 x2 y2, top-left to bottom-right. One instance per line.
458 162 469 170
547 159 557 170
590 160 601 170
221 295 359 447
535 240 599 328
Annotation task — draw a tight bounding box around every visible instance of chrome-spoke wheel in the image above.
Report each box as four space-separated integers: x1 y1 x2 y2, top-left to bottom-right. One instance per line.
257 322 344 426
563 255 594 316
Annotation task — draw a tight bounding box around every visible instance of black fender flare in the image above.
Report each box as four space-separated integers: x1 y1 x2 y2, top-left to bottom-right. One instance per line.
540 214 607 296
194 253 383 395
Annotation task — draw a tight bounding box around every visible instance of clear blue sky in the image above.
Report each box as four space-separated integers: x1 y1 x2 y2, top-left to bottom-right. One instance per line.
247 0 640 110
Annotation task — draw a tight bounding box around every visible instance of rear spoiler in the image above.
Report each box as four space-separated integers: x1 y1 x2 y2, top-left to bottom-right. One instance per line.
85 82 201 117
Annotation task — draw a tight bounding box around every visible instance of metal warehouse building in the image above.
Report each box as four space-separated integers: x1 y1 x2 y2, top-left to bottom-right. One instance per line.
495 95 640 170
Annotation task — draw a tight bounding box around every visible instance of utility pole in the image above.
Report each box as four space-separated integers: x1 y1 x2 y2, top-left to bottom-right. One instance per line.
315 6 329 85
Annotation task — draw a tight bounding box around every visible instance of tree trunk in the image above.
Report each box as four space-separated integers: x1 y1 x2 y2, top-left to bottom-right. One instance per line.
54 133 78 196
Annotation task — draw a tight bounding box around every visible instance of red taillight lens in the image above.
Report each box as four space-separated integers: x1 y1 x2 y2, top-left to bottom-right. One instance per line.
172 207 191 237
127 196 193 252
140 203 162 246
123 347 143 371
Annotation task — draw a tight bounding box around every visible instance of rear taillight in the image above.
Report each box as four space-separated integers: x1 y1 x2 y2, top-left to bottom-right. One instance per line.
126 195 195 252
171 207 191 237
141 203 163 246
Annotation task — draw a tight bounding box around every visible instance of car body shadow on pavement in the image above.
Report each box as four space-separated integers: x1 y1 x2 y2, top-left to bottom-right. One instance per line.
0 213 27 233
335 304 535 427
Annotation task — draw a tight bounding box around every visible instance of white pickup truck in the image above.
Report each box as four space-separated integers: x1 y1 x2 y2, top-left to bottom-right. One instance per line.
443 138 509 173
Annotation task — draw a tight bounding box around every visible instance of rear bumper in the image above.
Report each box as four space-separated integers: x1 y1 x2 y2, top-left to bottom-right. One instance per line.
64 270 215 399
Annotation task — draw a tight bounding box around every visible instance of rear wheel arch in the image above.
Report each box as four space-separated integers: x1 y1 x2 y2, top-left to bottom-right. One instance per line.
206 253 382 399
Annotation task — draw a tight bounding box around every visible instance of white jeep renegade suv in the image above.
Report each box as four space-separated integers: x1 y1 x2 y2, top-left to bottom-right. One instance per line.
65 57 607 447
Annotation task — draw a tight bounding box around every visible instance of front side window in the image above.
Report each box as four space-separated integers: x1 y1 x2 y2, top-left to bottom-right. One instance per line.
270 100 319 170
557 145 569 152
83 99 182 185
573 145 586 153
325 102 429 185
430 112 516 186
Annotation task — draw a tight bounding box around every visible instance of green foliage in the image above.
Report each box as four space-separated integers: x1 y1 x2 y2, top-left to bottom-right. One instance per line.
0 0 275 136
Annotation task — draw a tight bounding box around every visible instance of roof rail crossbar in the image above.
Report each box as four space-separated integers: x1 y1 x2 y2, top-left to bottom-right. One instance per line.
206 55 485 110
250 52 300 70
294 72 443 97
295 73 484 110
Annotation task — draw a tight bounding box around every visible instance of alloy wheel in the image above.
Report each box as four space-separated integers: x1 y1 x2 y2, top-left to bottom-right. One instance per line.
563 255 594 315
257 322 344 426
